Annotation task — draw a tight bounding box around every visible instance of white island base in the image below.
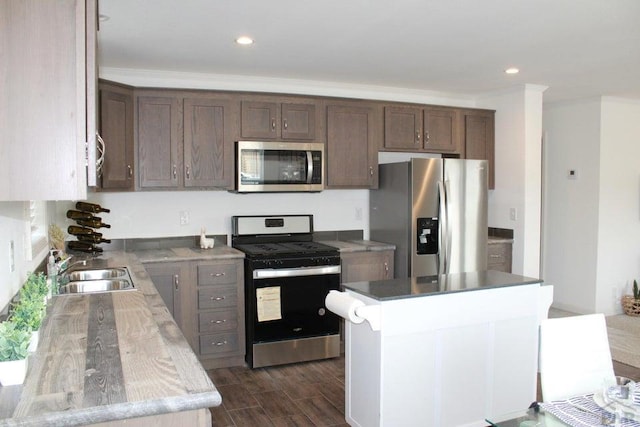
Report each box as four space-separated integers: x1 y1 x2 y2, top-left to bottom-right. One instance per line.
342 275 553 427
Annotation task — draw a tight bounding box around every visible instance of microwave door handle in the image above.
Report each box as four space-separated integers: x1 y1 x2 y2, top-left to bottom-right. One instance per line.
306 151 313 184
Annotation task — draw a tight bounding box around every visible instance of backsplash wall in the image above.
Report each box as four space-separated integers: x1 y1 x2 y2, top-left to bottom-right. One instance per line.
54 189 370 243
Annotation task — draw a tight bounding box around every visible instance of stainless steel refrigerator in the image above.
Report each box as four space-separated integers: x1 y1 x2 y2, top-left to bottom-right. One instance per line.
370 158 488 278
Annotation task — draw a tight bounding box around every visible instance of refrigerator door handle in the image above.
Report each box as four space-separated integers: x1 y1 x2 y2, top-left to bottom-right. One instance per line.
438 180 449 274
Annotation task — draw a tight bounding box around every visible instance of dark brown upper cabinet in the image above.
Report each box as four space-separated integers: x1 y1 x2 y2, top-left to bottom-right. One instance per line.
99 81 134 191
384 106 459 154
137 95 182 189
326 102 382 189
137 91 237 191
241 100 318 141
461 109 495 189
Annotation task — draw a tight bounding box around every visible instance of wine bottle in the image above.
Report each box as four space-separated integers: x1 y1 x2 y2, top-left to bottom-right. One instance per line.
68 225 96 236
68 241 103 253
66 210 95 220
75 202 110 214
75 218 111 229
77 233 111 244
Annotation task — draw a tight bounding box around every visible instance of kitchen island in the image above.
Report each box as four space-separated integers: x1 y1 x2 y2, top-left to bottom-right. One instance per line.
337 270 553 427
0 251 221 427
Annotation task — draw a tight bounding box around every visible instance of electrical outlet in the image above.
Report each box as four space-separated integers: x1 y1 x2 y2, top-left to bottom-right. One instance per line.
355 207 363 221
180 211 190 225
509 208 517 221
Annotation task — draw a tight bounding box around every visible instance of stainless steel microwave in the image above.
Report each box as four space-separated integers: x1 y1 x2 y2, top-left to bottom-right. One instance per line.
235 141 325 192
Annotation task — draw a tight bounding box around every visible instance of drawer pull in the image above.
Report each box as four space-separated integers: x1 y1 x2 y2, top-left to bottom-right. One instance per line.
210 319 227 324
213 340 228 346
489 254 502 259
210 272 226 277
210 296 226 301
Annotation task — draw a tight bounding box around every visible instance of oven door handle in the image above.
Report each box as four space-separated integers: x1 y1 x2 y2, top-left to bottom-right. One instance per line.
253 265 341 279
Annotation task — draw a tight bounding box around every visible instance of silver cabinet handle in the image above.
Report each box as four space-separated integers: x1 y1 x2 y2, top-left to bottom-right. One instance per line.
210 319 227 324
271 118 276 130
283 119 288 130
213 340 228 346
172 164 177 179
173 274 179 291
489 254 502 259
384 262 389 272
425 131 430 143
127 165 133 178
369 166 374 176
416 130 421 144
185 165 190 180
210 296 226 301
210 272 225 277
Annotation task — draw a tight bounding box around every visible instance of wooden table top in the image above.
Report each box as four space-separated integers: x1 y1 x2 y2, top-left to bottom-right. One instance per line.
0 251 221 427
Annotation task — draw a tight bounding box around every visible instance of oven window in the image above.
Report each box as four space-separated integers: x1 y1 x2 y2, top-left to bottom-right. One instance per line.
240 149 309 185
249 274 340 342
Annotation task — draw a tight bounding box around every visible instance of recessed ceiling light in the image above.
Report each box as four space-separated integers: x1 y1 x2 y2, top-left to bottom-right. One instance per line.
235 36 254 46
505 67 520 75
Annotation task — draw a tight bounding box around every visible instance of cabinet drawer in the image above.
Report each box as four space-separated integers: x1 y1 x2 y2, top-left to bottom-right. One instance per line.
200 332 239 355
488 242 512 273
198 285 237 309
199 309 238 333
197 264 237 286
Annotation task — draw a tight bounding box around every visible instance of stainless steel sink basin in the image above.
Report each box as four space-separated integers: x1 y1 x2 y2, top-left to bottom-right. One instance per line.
57 266 136 295
66 268 128 281
59 279 135 294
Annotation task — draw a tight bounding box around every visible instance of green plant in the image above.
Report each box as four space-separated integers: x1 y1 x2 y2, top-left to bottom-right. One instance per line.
21 272 48 300
0 321 31 361
10 296 45 332
9 272 48 333
634 279 639 300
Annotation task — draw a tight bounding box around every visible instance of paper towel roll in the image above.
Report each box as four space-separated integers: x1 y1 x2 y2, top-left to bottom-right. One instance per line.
325 290 365 324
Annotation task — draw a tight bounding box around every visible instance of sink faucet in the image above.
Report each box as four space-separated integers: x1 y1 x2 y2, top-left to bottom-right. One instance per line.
58 259 87 276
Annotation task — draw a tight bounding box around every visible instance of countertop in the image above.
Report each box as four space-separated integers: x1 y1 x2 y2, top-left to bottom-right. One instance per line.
134 245 245 264
0 251 222 427
318 240 395 253
343 270 543 301
488 236 514 244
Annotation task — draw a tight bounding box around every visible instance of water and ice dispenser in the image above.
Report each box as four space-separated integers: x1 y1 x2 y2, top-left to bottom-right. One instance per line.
416 217 438 255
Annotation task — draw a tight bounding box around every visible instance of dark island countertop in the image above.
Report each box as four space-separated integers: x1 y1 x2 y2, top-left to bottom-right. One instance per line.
342 270 543 301
0 251 222 427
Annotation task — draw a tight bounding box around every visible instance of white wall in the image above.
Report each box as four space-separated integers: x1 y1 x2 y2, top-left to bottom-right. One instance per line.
0 202 51 313
543 97 640 315
543 99 601 313
477 85 546 277
596 98 640 313
55 190 370 240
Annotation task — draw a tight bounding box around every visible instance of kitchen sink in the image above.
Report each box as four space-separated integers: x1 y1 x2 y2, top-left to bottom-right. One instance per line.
57 266 136 295
66 268 128 281
59 279 135 294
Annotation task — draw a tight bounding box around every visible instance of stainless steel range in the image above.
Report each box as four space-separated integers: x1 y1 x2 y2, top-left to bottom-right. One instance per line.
232 215 341 368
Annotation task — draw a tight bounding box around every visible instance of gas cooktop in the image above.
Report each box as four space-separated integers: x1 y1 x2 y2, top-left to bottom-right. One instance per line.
234 241 338 258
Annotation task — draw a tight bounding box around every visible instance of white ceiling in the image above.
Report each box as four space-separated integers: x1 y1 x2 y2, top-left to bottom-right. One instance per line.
97 0 640 104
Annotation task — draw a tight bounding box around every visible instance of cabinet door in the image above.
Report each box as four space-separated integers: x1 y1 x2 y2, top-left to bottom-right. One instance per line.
423 108 457 152
137 96 181 188
326 104 380 188
341 251 394 283
384 106 422 149
0 0 94 200
144 262 185 327
99 83 134 190
463 110 495 189
241 101 279 139
281 103 316 140
183 97 233 188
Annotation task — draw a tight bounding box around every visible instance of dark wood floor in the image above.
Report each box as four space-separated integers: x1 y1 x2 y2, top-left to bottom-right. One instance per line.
208 357 640 426
207 357 348 427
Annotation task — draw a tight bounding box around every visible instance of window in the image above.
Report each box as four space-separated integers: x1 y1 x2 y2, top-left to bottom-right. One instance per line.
25 201 47 261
